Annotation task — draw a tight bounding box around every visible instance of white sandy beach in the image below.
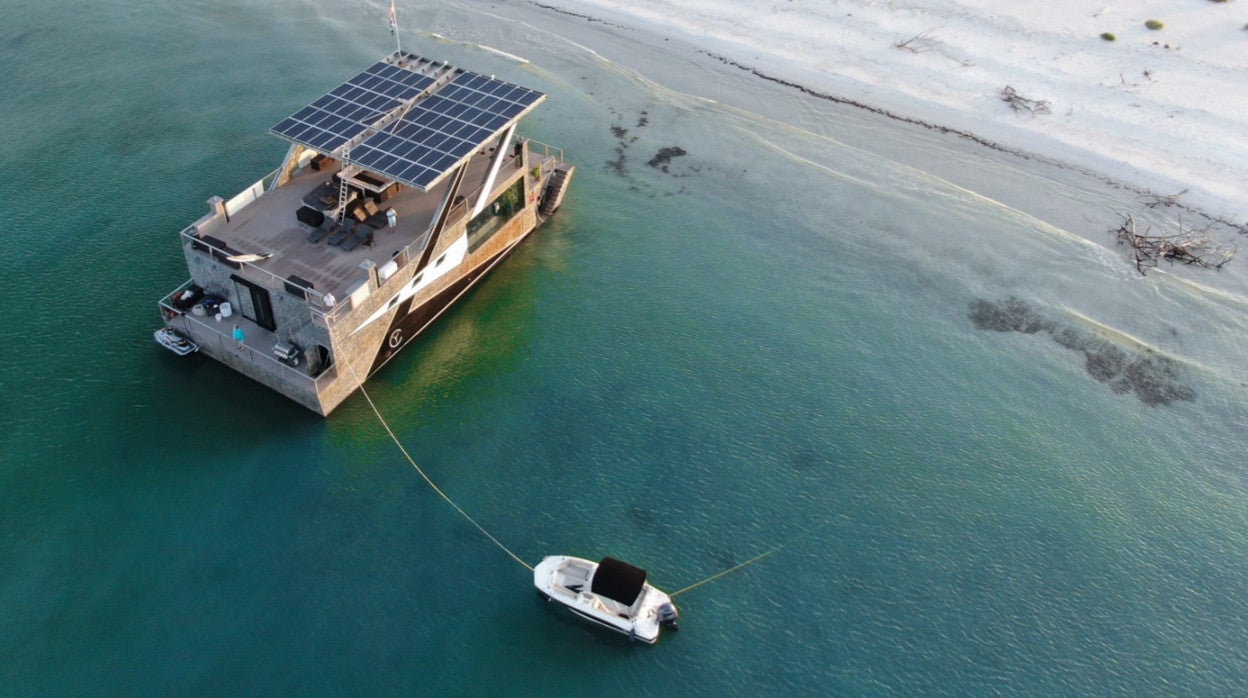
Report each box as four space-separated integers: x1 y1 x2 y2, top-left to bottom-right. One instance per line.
531 0 1248 222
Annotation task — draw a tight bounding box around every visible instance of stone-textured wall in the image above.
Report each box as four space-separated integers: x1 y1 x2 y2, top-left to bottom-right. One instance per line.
310 166 541 414
196 337 323 413
176 146 547 416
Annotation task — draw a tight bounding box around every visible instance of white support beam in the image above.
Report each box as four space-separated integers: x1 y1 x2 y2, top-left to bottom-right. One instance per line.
271 143 304 190
470 124 517 219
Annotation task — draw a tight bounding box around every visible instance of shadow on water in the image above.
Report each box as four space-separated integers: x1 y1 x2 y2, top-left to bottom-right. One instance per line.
969 297 1196 406
628 504 665 536
532 593 656 649
785 445 834 473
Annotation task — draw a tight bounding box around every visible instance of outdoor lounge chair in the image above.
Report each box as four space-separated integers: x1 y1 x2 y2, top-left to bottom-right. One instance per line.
341 225 374 252
327 219 356 246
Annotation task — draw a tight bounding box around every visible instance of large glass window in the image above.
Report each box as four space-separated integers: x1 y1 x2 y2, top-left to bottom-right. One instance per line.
466 179 525 252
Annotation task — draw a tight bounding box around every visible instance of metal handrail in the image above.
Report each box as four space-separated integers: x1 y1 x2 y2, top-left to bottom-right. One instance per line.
223 168 282 218
524 137 564 163
384 152 523 278
178 222 358 332
158 296 339 389
176 142 546 330
159 284 338 388
157 278 196 308
180 229 293 294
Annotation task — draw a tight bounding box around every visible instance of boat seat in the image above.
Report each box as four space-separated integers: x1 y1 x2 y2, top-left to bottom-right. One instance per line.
306 225 330 243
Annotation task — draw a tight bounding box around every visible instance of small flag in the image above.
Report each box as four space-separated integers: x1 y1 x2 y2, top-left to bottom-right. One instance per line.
388 0 397 35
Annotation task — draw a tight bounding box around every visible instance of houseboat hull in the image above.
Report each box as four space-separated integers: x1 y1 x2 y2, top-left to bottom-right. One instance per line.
156 50 574 416
158 156 571 416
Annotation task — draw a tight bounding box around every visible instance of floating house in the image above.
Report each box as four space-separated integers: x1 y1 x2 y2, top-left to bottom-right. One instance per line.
157 50 573 415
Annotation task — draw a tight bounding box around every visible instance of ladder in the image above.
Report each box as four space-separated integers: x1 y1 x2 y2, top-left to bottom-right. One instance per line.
336 145 352 224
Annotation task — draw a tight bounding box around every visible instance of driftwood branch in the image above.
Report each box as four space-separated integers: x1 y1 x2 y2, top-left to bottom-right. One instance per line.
1111 212 1236 275
894 30 940 53
1137 189 1189 209
1000 85 1051 115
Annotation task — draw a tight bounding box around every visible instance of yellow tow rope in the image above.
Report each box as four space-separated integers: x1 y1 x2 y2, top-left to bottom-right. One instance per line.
347 361 534 571
347 360 826 592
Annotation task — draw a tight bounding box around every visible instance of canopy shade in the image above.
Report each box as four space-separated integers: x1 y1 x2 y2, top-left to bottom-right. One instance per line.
591 557 647 606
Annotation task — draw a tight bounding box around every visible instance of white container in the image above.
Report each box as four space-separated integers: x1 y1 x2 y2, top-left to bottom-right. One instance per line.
219 301 233 318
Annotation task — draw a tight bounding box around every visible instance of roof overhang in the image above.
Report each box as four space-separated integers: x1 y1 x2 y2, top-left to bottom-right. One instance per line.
270 51 545 192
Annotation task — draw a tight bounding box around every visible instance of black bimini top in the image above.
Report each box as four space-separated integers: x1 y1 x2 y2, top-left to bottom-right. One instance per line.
591 557 647 606
270 50 545 193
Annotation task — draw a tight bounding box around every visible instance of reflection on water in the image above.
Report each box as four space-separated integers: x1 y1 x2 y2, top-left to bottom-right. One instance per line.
7 0 1248 695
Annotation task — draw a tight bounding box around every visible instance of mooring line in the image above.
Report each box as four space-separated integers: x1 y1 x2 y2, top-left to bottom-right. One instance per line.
347 360 830 588
346 362 533 571
669 520 831 598
669 548 779 598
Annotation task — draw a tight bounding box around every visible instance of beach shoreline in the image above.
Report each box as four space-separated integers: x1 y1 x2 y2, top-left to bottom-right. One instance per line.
523 0 1248 225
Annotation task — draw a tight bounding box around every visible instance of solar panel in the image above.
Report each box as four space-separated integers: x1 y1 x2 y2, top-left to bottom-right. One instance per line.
270 61 437 153
350 71 545 190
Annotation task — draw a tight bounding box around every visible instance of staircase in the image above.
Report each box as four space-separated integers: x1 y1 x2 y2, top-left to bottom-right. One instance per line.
539 163 575 216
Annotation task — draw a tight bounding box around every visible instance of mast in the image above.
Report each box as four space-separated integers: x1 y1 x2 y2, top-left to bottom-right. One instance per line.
388 0 402 56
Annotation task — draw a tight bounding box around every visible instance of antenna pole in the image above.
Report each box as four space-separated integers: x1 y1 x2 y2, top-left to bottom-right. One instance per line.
389 0 402 57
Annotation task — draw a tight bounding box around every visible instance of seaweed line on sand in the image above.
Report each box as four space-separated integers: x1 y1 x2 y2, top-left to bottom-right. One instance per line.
692 55 1246 233
530 2 633 31
524 1 1240 231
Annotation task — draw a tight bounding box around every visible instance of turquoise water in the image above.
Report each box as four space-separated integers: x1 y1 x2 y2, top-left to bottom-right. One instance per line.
4 0 1248 694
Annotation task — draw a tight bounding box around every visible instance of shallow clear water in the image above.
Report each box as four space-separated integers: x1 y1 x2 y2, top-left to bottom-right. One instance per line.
3 0 1248 695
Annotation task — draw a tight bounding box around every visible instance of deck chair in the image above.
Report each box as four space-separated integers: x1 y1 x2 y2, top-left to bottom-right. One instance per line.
341 225 374 252
327 219 356 246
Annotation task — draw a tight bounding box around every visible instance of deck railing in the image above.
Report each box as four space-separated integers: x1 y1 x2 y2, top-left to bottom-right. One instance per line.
525 138 564 164
179 228 344 325
523 138 565 187
157 281 340 390
174 139 551 331
223 168 281 218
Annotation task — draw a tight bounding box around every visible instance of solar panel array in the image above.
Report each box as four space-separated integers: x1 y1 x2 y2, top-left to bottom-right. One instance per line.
350 72 545 189
270 62 436 153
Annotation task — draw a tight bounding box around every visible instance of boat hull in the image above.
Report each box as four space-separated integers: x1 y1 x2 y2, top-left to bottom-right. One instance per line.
154 49 577 416
364 236 522 376
154 327 198 356
155 172 554 417
533 555 674 645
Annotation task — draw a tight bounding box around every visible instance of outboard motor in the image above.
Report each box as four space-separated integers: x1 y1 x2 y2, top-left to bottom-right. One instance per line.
657 602 680 632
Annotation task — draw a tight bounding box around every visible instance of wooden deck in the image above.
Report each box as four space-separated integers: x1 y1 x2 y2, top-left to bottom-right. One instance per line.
202 147 523 301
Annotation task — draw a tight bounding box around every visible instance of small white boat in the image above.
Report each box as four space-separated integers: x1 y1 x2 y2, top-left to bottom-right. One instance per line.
534 555 679 644
154 327 199 356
